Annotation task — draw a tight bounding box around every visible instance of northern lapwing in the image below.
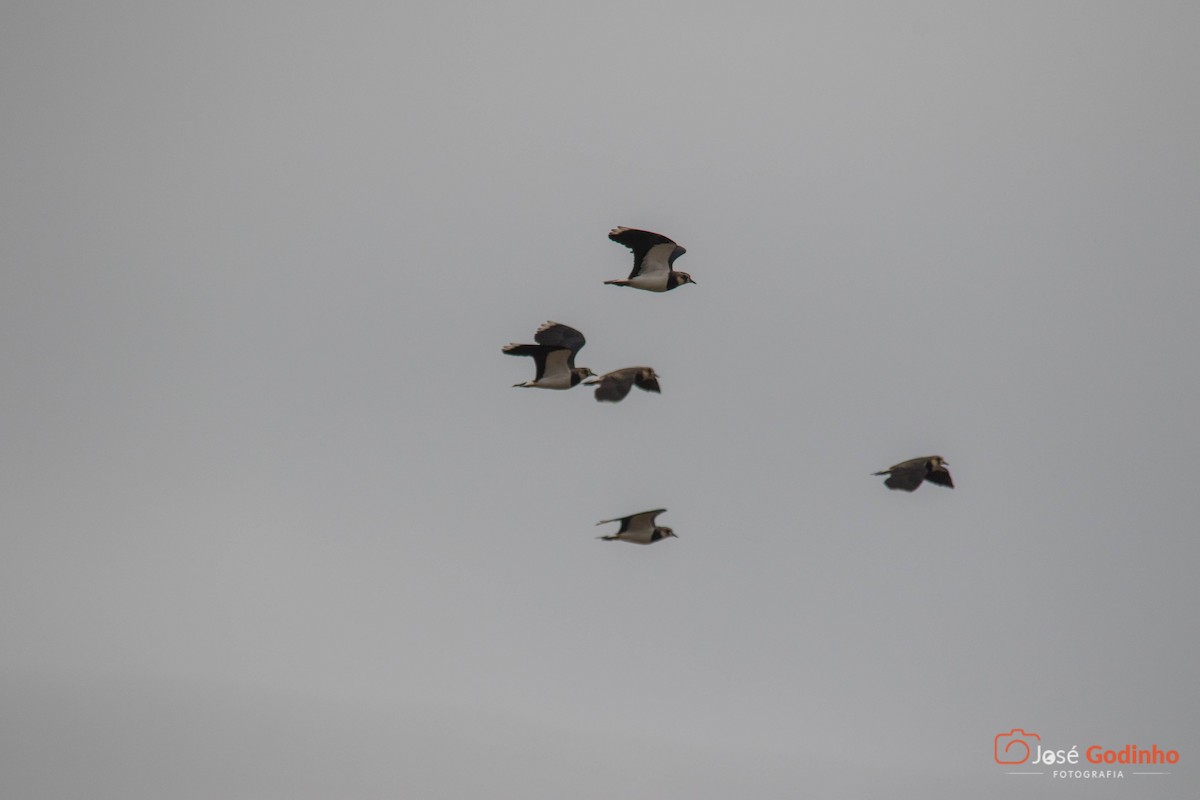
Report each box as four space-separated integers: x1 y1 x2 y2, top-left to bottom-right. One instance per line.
873 456 954 492
503 321 594 389
605 227 695 292
584 366 661 403
596 508 676 544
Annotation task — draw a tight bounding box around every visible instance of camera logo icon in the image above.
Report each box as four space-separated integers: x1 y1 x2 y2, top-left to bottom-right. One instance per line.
995 729 1041 764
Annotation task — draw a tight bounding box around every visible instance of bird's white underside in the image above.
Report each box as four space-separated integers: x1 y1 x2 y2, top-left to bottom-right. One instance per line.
598 510 661 543
620 511 661 540
634 243 675 281
538 349 573 387
609 530 657 544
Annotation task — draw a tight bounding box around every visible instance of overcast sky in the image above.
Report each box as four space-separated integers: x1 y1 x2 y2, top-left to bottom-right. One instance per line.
2 2 1198 798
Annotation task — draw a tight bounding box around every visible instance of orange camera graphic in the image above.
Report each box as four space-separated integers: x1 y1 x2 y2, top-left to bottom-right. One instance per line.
995 729 1041 765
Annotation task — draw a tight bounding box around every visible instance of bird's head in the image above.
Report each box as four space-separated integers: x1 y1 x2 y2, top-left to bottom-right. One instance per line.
660 527 677 539
931 455 948 468
575 367 597 379
676 271 696 287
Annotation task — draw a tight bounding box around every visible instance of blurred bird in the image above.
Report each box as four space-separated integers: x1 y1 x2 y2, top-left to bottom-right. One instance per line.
584 366 661 403
503 321 594 389
596 509 676 544
604 227 696 292
873 455 954 492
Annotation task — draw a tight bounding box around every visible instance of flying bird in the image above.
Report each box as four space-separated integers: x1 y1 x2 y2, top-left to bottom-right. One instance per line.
503 321 594 389
596 508 677 544
605 227 696 292
873 455 954 492
584 366 661 403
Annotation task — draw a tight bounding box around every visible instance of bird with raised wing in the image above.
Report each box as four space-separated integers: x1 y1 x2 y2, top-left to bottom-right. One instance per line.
873 456 954 492
503 321 594 389
596 508 677 544
604 227 696 292
584 366 661 403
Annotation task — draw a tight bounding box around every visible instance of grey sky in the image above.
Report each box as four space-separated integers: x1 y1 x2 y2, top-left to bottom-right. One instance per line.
2 2 1197 798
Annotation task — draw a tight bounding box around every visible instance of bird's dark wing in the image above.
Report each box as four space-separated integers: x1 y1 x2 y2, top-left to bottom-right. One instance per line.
885 457 927 473
534 321 586 355
882 466 924 492
633 369 661 394
502 343 541 357
608 227 684 279
592 369 637 402
502 343 550 379
925 467 954 489
596 513 632 532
